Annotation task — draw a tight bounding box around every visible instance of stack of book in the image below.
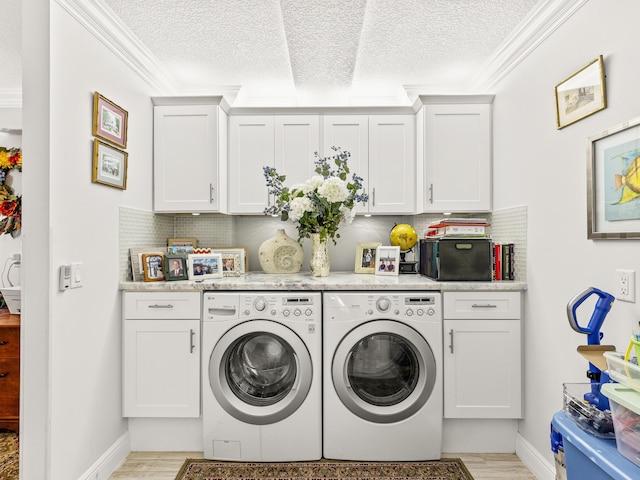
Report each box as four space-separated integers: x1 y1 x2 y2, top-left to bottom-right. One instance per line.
425 218 490 238
493 243 515 281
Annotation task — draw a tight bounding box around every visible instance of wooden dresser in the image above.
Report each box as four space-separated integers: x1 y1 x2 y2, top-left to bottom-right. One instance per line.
0 310 19 433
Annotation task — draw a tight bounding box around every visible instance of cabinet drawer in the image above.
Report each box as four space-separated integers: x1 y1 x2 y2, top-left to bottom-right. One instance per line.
0 358 20 393
0 327 19 357
0 393 19 417
444 291 521 319
124 292 201 319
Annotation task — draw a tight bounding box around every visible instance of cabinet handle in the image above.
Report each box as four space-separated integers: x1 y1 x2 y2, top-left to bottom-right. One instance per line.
190 329 196 353
0 340 7 346
209 183 215 203
148 304 174 309
449 329 454 353
0 372 8 378
471 303 498 308
429 183 434 204
372 187 376 207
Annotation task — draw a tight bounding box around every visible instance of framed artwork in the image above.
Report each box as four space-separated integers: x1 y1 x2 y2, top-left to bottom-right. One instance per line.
555 55 606 129
164 254 188 281
215 246 249 271
354 242 382 274
188 253 223 280
167 245 194 255
92 139 128 189
213 248 246 276
93 92 128 148
141 253 165 282
374 246 401 276
587 115 640 239
129 247 166 282
168 238 197 247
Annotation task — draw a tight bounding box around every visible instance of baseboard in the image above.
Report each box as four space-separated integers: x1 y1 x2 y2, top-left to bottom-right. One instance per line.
78 431 131 480
515 432 555 480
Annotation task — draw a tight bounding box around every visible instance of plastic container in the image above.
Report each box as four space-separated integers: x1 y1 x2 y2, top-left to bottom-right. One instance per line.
563 383 615 438
601 383 640 468
604 351 640 393
0 286 20 314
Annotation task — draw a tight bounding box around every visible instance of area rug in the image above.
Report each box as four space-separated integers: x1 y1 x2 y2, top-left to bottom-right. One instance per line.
0 431 19 480
175 458 474 480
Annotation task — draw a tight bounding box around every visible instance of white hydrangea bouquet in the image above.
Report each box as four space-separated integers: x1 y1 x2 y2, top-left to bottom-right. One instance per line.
263 147 369 244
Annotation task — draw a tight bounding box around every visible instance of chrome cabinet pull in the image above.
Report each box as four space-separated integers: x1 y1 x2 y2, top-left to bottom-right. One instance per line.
190 329 196 353
429 183 434 204
471 303 498 308
0 372 8 378
372 187 376 207
148 304 173 309
0 340 7 346
449 329 454 353
209 183 215 203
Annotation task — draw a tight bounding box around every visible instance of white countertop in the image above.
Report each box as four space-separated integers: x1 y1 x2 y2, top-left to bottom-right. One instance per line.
120 271 526 292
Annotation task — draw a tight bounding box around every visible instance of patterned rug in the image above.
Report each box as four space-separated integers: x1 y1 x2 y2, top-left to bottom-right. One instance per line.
175 458 474 480
0 431 19 480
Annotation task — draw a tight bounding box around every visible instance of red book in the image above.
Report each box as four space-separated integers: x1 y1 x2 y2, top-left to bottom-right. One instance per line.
494 243 502 281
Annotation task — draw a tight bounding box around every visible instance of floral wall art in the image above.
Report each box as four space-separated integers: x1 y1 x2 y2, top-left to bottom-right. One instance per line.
0 147 22 236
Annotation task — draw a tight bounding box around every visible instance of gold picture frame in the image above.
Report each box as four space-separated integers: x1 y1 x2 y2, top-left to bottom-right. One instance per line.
92 139 128 189
555 55 606 129
93 92 128 148
354 242 382 274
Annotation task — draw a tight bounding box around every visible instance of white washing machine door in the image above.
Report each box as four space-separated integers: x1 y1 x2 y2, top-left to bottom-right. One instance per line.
332 320 436 424
209 320 312 425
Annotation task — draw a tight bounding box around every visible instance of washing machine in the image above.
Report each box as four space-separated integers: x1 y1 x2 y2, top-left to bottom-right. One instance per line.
323 291 443 461
202 291 322 461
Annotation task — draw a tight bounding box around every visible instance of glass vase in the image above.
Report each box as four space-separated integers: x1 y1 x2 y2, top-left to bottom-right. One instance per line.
309 233 330 277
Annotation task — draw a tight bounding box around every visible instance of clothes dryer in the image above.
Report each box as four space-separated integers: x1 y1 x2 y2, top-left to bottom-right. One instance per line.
202 292 321 461
323 292 443 461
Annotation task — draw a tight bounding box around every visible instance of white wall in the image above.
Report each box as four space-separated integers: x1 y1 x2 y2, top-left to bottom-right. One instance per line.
492 0 640 468
22 1 155 478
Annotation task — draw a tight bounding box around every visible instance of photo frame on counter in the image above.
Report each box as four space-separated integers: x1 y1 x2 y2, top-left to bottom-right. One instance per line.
141 253 165 282
93 92 128 148
354 242 382 274
188 253 223 280
214 246 249 271
555 55 606 129
92 139 128 189
164 254 188 281
130 247 166 281
374 246 401 276
213 248 246 276
168 238 197 247
587 115 640 239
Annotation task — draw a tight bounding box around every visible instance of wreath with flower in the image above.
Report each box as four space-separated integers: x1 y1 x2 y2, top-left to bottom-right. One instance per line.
0 147 22 236
263 147 368 244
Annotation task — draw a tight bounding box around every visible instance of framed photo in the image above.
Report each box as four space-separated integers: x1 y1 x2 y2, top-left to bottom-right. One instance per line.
168 238 197 247
587 115 640 239
188 253 223 280
354 242 382 274
141 253 165 282
215 246 249 271
555 55 606 129
374 246 401 276
164 254 188 281
92 139 128 189
213 248 246 277
93 92 128 148
129 247 166 281
167 245 194 255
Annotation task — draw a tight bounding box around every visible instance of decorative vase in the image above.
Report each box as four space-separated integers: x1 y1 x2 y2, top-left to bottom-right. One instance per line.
309 233 330 277
258 229 304 274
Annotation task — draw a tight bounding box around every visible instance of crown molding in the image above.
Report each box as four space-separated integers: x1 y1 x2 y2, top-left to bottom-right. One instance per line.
55 0 178 95
469 0 589 92
0 90 22 109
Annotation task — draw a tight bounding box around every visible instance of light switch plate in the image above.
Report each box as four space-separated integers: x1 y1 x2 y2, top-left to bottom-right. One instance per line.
70 262 83 289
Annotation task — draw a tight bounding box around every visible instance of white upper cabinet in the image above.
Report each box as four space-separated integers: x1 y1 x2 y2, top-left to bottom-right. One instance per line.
152 97 228 213
416 96 494 213
323 114 415 214
228 115 319 214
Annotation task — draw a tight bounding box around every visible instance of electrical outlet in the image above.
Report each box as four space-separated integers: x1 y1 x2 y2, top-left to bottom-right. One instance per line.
616 269 636 303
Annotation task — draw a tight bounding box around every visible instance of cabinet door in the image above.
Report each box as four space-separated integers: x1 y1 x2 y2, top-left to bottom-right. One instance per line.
422 103 492 212
228 116 275 214
368 115 415 214
123 319 200 417
322 115 370 213
443 318 522 418
154 104 222 213
274 115 320 185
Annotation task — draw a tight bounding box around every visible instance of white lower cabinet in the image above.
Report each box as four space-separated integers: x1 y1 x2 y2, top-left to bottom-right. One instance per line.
123 292 201 417
443 291 522 419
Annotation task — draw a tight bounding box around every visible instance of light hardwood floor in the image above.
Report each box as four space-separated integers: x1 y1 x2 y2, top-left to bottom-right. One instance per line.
107 452 538 479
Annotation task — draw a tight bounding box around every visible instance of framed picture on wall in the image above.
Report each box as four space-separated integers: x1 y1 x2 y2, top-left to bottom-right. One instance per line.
93 92 128 148
555 55 606 129
188 253 223 280
587 115 640 239
354 242 382 274
374 246 401 276
92 139 128 190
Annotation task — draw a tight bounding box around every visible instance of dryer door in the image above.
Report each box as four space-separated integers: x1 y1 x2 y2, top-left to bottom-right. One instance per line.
209 320 312 425
332 320 436 423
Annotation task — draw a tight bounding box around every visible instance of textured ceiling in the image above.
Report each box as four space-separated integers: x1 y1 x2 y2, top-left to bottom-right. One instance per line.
4 0 549 105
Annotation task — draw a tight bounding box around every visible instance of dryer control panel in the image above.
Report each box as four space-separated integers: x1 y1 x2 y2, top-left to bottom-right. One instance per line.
324 292 441 321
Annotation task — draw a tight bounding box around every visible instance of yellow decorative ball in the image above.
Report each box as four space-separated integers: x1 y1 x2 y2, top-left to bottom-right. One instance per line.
390 224 418 251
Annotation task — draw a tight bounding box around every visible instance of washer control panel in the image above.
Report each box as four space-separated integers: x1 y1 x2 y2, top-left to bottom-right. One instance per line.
241 294 320 320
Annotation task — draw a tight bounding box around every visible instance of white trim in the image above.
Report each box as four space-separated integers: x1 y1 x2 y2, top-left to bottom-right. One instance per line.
515 432 556 480
469 0 589 92
78 431 131 480
0 90 22 108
